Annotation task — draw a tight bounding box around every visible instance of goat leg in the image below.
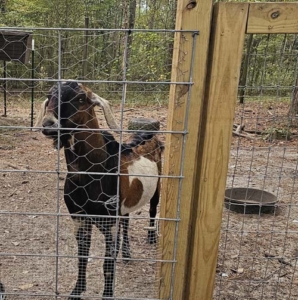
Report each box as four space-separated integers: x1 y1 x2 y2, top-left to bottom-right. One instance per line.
69 218 92 300
148 188 159 244
101 223 117 300
121 215 131 260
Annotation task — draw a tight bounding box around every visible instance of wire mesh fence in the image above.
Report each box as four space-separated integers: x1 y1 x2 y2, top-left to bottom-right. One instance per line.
214 33 298 300
0 27 196 299
1 3 298 300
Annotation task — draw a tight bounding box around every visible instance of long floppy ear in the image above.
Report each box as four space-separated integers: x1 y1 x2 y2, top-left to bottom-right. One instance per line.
32 99 49 131
89 93 120 131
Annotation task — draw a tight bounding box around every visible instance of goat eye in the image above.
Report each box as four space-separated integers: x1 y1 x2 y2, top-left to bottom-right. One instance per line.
78 98 84 104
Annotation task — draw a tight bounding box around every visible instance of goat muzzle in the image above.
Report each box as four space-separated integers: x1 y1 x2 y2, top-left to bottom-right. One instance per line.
42 119 59 136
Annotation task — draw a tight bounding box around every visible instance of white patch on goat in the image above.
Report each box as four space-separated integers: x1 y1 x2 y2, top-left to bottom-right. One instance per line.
33 98 49 130
68 134 75 151
110 223 117 243
121 156 159 215
43 113 58 126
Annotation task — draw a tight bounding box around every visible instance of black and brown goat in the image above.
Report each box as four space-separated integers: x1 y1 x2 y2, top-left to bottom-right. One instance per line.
35 82 163 300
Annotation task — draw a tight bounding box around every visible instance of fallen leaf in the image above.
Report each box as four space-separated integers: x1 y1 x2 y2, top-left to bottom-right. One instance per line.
18 283 34 290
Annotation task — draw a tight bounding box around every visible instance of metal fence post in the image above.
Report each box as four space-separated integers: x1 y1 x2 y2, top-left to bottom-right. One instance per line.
3 60 7 117
30 38 35 128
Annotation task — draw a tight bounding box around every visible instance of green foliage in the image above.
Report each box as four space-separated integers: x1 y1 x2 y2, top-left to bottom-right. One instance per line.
0 0 176 100
244 34 298 97
2 0 50 26
263 127 292 141
0 0 297 106
127 32 173 82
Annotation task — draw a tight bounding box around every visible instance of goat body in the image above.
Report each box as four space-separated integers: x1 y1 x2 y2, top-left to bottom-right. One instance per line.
38 82 163 299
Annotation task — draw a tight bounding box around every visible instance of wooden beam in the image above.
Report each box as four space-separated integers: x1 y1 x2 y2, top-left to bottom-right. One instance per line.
247 3 298 34
185 3 249 299
158 0 213 299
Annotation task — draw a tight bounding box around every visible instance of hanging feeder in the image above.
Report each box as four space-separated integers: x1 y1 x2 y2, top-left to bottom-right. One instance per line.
0 30 32 64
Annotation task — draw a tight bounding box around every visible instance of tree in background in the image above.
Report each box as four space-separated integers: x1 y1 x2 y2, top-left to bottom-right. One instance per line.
0 0 297 105
1 0 176 95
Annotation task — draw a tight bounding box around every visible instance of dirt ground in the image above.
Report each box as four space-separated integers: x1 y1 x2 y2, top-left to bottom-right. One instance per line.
215 101 298 300
0 99 167 300
1 97 298 299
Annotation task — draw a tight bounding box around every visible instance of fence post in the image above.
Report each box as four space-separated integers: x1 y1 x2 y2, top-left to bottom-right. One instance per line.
158 0 213 299
185 3 249 299
30 39 35 128
3 60 7 117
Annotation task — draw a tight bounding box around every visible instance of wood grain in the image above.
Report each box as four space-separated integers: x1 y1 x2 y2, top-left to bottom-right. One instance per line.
158 0 213 299
185 3 249 299
247 3 298 34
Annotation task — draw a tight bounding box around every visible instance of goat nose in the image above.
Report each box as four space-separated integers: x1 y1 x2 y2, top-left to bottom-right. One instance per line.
42 118 58 136
43 119 55 127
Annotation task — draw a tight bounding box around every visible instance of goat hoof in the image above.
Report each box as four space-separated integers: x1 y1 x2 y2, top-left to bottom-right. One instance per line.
123 257 131 264
69 285 85 300
147 231 157 244
122 250 131 261
102 291 113 300
68 292 82 300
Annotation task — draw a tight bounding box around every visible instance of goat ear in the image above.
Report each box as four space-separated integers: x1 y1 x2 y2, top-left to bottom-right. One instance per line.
32 99 49 131
90 93 120 131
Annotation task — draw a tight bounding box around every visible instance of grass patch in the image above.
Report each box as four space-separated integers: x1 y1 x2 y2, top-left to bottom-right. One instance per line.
263 127 292 141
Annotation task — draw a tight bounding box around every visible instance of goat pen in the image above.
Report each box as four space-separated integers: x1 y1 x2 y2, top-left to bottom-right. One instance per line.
1 1 298 300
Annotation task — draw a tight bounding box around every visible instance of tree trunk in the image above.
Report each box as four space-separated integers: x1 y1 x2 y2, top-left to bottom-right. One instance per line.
82 17 89 79
0 0 6 13
127 0 136 68
289 77 298 117
239 34 253 104
148 0 157 29
122 0 136 74
167 0 177 76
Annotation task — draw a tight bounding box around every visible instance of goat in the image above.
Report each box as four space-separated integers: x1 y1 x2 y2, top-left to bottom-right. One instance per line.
36 81 163 300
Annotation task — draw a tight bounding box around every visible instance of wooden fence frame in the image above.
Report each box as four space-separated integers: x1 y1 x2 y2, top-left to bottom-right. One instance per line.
158 2 298 300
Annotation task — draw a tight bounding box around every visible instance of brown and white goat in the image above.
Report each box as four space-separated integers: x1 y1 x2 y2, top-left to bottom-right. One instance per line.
36 81 163 300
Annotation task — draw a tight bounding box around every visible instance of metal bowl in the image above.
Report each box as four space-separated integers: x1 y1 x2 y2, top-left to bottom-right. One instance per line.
224 187 278 214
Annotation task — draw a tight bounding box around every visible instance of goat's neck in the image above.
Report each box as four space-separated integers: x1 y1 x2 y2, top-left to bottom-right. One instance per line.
64 111 108 172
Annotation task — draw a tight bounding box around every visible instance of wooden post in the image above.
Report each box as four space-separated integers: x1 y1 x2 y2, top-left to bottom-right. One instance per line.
247 3 298 34
159 2 298 300
158 0 213 299
185 3 249 299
